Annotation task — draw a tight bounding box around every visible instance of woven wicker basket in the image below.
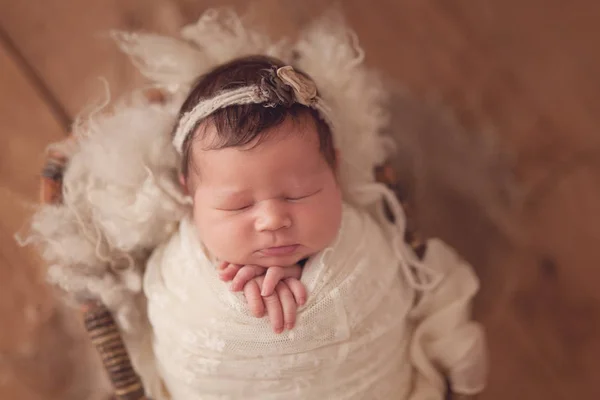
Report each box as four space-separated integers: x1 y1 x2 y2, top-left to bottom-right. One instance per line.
41 141 148 400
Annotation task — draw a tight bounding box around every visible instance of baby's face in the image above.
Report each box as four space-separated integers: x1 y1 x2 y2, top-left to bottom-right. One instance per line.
188 117 343 267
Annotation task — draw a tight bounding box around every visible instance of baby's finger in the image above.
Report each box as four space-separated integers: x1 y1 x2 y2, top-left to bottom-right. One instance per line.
261 267 285 297
218 263 241 282
231 265 266 291
284 278 307 306
263 292 284 334
217 261 228 271
243 279 265 318
276 282 297 330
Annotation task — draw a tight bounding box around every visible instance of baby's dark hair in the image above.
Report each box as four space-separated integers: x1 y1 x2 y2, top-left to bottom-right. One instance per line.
175 55 336 178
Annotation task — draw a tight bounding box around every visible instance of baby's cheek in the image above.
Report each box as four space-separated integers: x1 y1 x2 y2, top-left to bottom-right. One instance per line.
303 198 342 249
198 215 252 261
321 193 343 242
321 205 343 244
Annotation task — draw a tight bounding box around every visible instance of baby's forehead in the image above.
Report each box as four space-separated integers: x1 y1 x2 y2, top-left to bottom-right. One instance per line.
186 117 327 185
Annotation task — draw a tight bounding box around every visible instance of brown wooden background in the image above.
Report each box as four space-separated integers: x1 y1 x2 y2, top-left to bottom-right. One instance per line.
1 1 599 399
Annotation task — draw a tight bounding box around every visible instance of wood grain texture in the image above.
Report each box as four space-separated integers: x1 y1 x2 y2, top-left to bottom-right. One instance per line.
0 38 111 400
1 1 599 399
0 0 311 120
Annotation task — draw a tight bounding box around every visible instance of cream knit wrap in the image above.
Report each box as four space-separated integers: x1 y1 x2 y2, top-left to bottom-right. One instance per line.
143 204 486 400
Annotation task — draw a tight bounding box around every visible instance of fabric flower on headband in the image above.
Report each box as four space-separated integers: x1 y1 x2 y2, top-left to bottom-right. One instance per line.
275 66 318 106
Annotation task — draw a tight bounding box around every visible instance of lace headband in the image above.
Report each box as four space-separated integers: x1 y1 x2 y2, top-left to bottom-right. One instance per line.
172 65 335 154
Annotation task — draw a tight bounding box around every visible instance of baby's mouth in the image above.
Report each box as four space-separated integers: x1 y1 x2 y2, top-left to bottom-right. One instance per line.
258 244 300 256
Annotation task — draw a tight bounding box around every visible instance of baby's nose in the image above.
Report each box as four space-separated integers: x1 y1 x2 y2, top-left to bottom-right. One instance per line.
254 201 292 232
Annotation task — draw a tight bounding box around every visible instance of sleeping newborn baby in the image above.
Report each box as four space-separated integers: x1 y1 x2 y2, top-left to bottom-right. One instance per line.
143 55 487 400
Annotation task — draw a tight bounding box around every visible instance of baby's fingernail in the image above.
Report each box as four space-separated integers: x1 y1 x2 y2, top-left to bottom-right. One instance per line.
285 323 294 330
261 288 268 296
275 327 283 334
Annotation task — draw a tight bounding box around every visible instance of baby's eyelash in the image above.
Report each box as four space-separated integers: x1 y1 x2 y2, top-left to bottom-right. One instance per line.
285 195 308 201
218 204 253 212
286 188 322 201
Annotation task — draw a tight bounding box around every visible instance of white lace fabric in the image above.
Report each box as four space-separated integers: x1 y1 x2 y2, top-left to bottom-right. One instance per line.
142 204 486 399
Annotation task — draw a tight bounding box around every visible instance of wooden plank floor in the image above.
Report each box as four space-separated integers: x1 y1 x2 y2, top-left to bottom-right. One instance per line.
1 1 599 399
0 28 111 400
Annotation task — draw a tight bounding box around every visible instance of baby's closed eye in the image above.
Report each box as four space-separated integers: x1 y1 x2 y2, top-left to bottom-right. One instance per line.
285 188 322 202
218 203 253 212
214 196 254 212
216 188 323 210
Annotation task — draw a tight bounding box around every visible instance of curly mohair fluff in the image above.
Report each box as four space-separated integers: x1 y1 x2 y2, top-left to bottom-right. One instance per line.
23 92 189 329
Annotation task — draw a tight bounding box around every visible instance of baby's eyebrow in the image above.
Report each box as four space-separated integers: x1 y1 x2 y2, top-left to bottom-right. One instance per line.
212 188 251 200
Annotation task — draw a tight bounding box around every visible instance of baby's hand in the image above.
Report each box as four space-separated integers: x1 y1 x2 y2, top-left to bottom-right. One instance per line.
217 262 307 333
218 263 304 297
